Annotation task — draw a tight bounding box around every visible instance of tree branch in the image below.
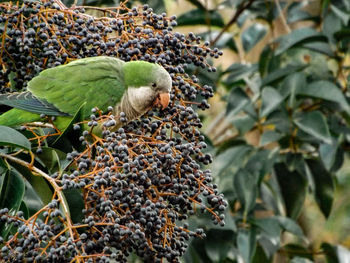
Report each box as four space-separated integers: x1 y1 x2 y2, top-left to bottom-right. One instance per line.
210 0 256 46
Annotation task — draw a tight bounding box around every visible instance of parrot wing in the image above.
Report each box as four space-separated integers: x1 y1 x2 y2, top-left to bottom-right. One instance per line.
28 56 126 117
0 91 67 116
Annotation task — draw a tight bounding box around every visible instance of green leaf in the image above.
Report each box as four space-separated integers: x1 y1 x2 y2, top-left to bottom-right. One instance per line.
261 65 306 87
233 168 258 216
253 217 281 242
9 161 53 206
301 42 335 57
19 201 29 219
275 216 303 236
294 111 332 144
259 46 274 77
280 72 307 109
274 162 307 219
199 31 238 52
0 157 9 175
241 23 268 52
330 4 350 25
223 64 258 86
275 28 327 56
260 131 282 146
232 115 256 135
287 2 317 23
63 189 84 224
321 243 350 263
213 145 253 194
226 88 251 117
204 230 234 262
0 169 25 237
306 159 334 218
322 10 342 43
237 228 257 263
252 244 271 263
298 80 350 114
0 125 31 151
320 142 338 171
260 87 283 117
176 9 225 27
53 103 85 151
23 178 44 216
36 147 68 174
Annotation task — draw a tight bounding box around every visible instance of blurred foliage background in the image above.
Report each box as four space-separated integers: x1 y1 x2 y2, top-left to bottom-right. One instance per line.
1 0 350 262
123 0 350 261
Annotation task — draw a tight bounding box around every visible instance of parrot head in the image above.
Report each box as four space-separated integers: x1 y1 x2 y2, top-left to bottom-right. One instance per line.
123 61 172 116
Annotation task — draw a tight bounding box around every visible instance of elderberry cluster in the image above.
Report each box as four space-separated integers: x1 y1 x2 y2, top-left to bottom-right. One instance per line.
0 0 226 262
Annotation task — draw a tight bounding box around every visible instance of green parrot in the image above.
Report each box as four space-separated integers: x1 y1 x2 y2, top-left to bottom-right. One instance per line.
0 56 172 131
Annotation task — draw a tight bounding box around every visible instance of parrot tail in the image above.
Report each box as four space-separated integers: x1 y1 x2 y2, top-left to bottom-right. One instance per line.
0 108 41 127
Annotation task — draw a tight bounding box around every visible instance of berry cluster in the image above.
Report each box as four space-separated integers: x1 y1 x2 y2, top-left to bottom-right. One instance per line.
0 0 226 262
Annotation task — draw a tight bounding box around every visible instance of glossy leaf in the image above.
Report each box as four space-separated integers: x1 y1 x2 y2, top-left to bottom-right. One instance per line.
298 81 350 114
259 46 274 77
199 31 238 52
237 228 257 263
241 23 268 52
224 64 258 86
260 87 283 117
36 147 68 174
53 103 85 151
0 170 25 237
307 159 334 218
63 189 84 224
177 9 225 27
233 168 258 216
253 217 281 244
275 216 303 236
280 72 306 109
275 28 327 56
274 163 307 219
0 125 31 151
261 65 306 87
287 2 317 23
294 111 332 144
301 42 335 57
330 4 350 25
252 244 271 263
8 161 53 206
260 131 282 146
226 88 251 117
320 142 338 171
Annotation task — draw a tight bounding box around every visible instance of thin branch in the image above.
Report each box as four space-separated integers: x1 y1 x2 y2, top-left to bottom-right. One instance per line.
210 0 256 46
0 153 75 240
274 0 291 33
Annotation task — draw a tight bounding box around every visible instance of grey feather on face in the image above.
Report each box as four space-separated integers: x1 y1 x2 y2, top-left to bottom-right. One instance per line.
152 66 172 94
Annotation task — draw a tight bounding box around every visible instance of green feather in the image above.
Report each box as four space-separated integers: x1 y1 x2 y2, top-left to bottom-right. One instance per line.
0 109 41 127
0 108 72 131
28 56 126 118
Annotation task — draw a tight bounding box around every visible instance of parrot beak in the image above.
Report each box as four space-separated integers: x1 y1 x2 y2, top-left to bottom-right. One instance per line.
155 92 170 110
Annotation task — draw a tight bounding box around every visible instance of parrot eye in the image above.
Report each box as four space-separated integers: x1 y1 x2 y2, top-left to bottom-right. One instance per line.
152 83 157 88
